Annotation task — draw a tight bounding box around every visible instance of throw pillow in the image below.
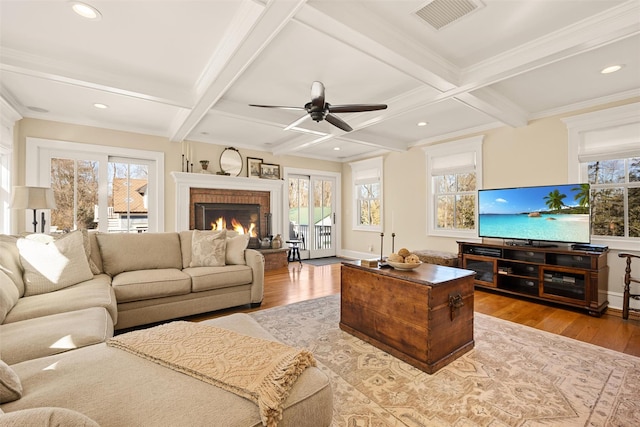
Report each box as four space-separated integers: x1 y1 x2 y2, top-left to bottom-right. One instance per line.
190 229 227 267
0 359 22 403
18 230 94 296
21 230 100 275
226 233 250 265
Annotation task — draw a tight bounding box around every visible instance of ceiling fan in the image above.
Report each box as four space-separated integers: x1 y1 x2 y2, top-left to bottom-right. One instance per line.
249 81 387 132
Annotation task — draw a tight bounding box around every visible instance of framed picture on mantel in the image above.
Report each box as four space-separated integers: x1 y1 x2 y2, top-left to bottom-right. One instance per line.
247 157 263 179
260 163 280 180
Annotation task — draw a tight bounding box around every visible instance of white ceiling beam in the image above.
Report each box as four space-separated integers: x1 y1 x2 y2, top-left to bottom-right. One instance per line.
0 48 191 107
295 4 459 91
456 88 529 128
460 0 640 90
169 0 308 143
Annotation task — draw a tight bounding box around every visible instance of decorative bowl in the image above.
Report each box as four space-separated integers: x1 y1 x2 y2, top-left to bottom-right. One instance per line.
387 260 422 271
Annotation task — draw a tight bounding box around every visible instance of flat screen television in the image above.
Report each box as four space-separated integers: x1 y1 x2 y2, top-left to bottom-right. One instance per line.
478 183 591 245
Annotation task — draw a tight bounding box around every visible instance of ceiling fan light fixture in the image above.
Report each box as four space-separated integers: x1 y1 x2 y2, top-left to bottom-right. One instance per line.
70 1 102 20
600 65 623 74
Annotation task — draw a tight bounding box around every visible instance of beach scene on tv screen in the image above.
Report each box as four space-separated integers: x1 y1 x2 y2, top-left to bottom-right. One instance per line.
479 184 590 243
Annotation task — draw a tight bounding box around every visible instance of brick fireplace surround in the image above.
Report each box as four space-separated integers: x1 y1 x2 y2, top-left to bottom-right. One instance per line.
189 188 270 236
171 172 285 236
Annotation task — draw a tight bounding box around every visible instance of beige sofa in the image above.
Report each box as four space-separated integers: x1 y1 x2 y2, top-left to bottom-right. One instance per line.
96 231 265 330
0 230 265 365
0 313 333 426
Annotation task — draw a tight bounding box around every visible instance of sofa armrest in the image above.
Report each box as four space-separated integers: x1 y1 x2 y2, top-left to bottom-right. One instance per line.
244 249 264 304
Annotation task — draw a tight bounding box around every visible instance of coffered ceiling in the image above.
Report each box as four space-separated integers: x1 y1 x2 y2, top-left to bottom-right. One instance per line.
1 0 639 162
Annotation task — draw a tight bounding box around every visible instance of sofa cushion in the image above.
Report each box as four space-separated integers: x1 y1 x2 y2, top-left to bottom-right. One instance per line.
0 407 100 426
111 269 191 303
226 234 250 265
18 231 94 297
0 270 19 324
0 235 24 297
190 229 226 267
0 360 22 403
185 265 253 292
3 314 332 427
3 276 117 325
0 307 114 365
97 232 182 277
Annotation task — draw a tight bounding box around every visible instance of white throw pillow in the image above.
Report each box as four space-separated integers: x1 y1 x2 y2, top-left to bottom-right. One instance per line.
226 234 250 265
190 229 227 267
18 230 94 296
22 230 100 275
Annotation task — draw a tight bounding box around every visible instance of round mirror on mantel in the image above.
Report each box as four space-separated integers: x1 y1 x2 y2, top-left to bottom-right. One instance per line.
219 147 242 176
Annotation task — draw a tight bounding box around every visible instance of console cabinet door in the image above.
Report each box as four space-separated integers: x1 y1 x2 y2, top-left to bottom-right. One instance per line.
462 255 497 287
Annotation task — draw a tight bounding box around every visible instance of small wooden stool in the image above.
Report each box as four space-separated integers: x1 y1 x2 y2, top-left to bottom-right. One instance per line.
286 240 303 266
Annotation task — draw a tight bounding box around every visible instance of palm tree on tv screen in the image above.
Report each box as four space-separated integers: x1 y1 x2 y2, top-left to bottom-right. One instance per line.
543 189 567 213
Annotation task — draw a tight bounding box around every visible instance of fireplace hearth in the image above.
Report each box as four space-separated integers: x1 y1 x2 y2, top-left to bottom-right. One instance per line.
188 186 272 249
172 172 284 240
194 203 260 234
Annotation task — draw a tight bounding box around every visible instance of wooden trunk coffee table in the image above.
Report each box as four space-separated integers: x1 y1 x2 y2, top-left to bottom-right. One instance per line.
340 261 475 374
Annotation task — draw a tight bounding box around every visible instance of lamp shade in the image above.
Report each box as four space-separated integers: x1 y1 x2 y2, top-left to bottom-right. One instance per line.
10 186 57 210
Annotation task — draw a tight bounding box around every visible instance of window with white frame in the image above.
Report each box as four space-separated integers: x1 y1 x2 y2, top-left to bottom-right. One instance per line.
26 137 164 233
350 157 383 231
424 136 483 239
563 103 640 251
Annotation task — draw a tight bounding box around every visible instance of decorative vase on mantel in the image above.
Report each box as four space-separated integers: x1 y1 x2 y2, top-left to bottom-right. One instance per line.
200 160 210 174
272 234 282 249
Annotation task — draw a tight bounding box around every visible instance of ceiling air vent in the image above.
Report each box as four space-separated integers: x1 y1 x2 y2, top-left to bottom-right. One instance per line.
415 0 483 30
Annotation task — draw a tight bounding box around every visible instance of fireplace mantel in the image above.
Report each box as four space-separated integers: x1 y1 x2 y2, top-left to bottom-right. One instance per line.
171 172 284 233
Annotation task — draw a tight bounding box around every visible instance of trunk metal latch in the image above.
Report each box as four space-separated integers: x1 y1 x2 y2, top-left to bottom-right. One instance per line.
448 293 464 320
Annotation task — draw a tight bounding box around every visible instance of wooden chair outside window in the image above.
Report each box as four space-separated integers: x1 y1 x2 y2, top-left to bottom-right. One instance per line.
619 252 640 320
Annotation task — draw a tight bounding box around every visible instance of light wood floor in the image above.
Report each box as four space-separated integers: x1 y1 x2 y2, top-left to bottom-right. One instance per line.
192 263 640 358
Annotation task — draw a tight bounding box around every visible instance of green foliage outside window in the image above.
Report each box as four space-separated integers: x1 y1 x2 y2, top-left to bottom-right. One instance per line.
588 157 640 238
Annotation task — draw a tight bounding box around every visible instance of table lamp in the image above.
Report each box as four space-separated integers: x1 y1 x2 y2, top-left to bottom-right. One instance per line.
10 186 57 233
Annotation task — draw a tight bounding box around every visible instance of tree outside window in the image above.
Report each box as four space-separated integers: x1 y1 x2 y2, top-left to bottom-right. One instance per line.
588 157 640 238
50 158 99 232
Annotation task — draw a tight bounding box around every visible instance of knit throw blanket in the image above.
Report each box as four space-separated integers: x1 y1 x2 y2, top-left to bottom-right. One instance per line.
107 321 316 427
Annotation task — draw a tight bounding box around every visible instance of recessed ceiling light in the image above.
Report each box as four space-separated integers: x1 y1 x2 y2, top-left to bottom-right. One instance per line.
333 147 341 151
601 65 623 74
93 103 108 109
417 121 428 127
70 2 102 20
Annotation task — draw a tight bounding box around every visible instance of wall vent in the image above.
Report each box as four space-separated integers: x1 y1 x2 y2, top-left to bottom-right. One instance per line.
415 0 483 30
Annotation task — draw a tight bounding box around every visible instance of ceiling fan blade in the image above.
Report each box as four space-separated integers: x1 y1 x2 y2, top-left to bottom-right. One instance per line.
284 114 311 131
326 113 353 132
327 103 387 113
249 104 305 111
310 81 325 109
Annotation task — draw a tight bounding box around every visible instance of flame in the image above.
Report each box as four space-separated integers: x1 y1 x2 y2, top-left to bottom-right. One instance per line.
210 217 257 237
230 218 245 234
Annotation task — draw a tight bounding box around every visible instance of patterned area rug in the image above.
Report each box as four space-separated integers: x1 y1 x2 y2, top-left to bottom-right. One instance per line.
250 294 640 427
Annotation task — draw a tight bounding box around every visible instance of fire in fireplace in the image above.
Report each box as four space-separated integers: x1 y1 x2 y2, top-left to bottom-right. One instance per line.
194 203 260 239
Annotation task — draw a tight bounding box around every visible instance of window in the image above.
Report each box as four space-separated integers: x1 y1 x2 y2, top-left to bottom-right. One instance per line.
424 136 483 239
564 102 640 251
26 137 164 233
350 157 383 231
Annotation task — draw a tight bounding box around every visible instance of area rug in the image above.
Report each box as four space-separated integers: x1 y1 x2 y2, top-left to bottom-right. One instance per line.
250 294 640 427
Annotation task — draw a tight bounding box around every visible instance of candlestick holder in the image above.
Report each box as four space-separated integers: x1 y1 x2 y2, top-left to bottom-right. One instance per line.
378 232 391 268
392 233 396 253
181 154 185 172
